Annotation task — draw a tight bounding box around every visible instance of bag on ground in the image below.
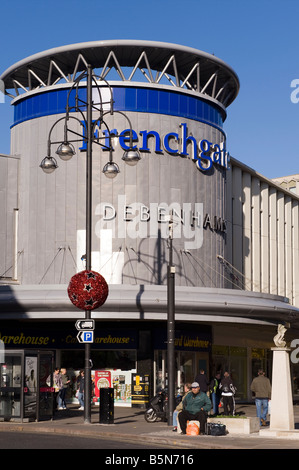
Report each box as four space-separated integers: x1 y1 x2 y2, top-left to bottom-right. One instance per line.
206 422 226 436
186 420 200 436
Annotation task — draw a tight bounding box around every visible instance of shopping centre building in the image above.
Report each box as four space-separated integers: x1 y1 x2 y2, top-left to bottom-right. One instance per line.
0 40 299 418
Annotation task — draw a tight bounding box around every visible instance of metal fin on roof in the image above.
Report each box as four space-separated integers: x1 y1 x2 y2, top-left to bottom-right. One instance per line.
0 40 239 107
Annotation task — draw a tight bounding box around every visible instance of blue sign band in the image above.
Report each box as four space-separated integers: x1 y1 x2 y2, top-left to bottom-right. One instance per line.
12 86 225 132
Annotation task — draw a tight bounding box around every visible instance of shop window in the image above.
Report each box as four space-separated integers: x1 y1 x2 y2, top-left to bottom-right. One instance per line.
154 350 206 395
229 347 247 400
212 345 247 400
251 348 267 378
291 363 299 396
179 351 194 385
61 350 136 371
154 350 166 392
212 345 229 376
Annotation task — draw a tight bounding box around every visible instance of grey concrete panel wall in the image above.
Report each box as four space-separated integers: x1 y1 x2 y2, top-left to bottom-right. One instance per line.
260 182 269 293
0 155 19 279
229 160 299 308
293 201 299 306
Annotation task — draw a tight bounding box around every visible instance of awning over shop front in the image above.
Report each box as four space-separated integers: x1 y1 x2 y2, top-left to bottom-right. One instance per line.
0 284 298 328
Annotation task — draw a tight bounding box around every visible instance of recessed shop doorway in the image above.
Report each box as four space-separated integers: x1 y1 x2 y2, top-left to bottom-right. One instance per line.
154 350 209 394
0 350 54 422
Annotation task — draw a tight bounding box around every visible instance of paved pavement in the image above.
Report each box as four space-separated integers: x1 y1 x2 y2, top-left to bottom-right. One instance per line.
1 404 299 449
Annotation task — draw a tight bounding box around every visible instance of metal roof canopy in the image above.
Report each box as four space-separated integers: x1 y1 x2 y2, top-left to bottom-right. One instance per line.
0 284 298 328
0 40 240 107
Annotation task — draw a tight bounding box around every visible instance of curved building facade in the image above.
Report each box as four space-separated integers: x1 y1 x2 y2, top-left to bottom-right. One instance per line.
0 41 299 417
5 40 237 289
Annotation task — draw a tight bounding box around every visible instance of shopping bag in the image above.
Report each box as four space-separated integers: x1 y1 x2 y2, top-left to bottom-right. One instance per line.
206 422 226 436
186 420 200 436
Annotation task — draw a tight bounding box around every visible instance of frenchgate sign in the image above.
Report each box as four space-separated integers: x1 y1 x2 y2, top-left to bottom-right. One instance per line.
80 122 230 172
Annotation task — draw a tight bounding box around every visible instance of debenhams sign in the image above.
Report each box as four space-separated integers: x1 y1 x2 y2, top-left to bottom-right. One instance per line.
80 122 230 172
95 196 226 250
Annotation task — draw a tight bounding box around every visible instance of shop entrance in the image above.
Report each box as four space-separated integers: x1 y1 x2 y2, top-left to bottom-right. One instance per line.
0 350 54 422
154 350 210 394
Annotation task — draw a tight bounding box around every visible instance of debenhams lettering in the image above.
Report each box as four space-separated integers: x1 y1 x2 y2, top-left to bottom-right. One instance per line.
96 197 204 249
95 196 226 250
80 122 230 171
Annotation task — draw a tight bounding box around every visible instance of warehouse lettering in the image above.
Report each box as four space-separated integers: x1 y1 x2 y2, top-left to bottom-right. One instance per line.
95 335 130 344
175 335 210 349
80 121 230 171
66 334 133 345
0 332 49 346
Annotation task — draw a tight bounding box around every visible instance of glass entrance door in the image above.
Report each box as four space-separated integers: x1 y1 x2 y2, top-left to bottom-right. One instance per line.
0 353 22 420
24 351 54 421
38 352 54 421
0 350 54 422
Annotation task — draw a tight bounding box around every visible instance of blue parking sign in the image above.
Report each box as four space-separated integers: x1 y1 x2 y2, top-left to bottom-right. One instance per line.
77 330 94 343
84 331 93 342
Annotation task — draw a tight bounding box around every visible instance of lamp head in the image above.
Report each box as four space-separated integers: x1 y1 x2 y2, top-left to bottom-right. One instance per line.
56 142 76 161
102 161 120 179
40 156 58 174
122 148 141 166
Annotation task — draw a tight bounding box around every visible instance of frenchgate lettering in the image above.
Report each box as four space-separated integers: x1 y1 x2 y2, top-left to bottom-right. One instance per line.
80 121 230 172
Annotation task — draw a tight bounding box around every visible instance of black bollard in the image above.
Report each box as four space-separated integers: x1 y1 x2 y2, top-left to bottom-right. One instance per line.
99 387 114 424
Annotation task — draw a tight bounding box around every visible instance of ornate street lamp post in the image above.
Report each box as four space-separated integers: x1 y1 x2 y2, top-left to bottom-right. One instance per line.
40 64 140 424
167 215 175 426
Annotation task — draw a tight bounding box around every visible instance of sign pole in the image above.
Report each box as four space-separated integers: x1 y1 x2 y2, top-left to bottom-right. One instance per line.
84 312 92 424
167 214 175 426
84 64 93 425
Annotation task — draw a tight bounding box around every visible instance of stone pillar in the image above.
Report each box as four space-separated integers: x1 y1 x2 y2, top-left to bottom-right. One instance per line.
270 347 294 430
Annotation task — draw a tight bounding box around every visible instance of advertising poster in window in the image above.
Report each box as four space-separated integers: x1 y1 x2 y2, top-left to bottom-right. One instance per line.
112 371 132 407
94 371 111 403
24 356 37 418
94 370 132 406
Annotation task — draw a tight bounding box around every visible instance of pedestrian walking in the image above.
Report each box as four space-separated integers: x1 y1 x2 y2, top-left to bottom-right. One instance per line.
77 370 85 410
194 369 209 393
209 371 222 415
219 371 236 416
47 367 62 411
250 369 271 426
58 367 70 410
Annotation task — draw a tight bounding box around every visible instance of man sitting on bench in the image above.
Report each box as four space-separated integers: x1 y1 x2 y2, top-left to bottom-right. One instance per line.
178 382 211 434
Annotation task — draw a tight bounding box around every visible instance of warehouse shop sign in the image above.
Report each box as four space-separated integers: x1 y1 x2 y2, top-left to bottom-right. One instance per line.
0 331 50 346
80 122 230 171
0 328 138 350
154 328 212 351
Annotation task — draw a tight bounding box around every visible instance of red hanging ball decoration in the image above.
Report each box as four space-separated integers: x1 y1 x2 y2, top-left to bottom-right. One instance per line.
67 270 109 311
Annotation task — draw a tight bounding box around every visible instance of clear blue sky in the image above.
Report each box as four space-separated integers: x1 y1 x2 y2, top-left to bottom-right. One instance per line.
0 0 298 179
